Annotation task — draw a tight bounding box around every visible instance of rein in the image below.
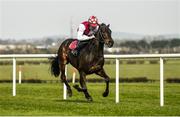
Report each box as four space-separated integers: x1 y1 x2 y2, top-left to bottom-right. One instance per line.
96 26 105 43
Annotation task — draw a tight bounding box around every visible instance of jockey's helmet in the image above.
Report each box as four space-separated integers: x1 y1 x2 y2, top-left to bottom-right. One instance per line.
88 16 98 27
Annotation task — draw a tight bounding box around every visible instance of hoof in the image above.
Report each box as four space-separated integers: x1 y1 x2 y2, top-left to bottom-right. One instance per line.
103 91 109 97
85 96 93 102
67 90 72 97
87 97 93 102
68 93 72 97
73 85 79 89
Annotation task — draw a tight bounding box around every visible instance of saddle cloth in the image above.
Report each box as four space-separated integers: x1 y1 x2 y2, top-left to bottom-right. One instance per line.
69 40 78 50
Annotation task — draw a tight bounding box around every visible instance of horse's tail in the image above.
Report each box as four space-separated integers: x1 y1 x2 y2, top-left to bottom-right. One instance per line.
50 55 60 77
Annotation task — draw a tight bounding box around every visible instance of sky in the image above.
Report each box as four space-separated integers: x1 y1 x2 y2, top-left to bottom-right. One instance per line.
0 0 179 39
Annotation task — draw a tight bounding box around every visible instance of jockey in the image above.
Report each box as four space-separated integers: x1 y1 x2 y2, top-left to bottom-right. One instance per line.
72 16 99 56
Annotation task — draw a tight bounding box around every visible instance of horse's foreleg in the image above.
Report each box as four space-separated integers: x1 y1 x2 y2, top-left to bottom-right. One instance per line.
95 69 109 97
89 65 101 72
60 64 72 97
79 71 93 101
89 57 103 72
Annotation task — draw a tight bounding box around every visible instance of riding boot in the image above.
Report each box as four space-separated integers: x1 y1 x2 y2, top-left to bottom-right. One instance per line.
71 39 91 56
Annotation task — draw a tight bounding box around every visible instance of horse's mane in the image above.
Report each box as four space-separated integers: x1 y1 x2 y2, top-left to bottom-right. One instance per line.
100 23 106 27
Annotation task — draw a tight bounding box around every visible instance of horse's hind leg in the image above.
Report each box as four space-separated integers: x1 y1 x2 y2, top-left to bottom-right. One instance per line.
79 71 93 101
73 84 84 92
95 68 109 97
60 63 72 97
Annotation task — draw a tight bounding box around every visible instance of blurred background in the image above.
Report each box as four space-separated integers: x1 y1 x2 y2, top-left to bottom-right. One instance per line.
0 0 180 82
0 0 180 54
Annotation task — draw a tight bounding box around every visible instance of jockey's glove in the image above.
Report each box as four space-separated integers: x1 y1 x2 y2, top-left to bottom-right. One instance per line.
90 35 95 39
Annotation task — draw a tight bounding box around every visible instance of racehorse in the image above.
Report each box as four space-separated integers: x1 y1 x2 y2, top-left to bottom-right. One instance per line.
51 23 114 101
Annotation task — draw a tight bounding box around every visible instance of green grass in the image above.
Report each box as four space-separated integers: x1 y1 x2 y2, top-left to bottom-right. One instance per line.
0 83 180 116
1 59 180 81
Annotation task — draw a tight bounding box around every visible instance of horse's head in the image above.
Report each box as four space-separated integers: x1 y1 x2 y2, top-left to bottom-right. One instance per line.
96 23 114 48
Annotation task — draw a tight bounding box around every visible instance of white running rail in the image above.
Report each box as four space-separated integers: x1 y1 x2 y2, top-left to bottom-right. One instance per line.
1 53 180 106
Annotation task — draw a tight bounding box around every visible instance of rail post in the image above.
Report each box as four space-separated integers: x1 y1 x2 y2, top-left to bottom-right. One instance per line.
116 58 119 103
160 57 164 106
63 65 67 100
13 57 16 96
72 72 76 84
19 65 22 84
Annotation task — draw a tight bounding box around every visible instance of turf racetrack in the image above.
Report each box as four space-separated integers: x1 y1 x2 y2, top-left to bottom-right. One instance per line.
0 83 180 116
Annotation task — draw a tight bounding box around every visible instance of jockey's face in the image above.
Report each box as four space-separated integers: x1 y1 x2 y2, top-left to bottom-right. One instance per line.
89 24 97 30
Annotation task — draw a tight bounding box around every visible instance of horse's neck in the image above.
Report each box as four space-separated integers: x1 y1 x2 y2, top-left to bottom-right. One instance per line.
97 41 104 57
90 38 104 57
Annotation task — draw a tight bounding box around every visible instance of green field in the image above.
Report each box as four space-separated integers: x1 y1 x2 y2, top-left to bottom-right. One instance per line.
0 59 180 115
0 83 180 116
0 59 180 81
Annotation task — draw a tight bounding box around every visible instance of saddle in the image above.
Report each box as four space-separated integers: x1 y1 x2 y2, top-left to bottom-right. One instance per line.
69 39 91 50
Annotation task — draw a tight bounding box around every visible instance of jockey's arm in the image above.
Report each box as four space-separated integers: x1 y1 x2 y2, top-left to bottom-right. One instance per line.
77 24 94 40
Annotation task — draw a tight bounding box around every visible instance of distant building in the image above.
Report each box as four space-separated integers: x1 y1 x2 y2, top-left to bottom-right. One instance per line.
0 44 33 50
0 44 16 50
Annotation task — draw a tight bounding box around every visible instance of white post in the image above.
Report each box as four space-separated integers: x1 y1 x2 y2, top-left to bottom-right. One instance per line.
116 58 119 103
19 65 22 84
63 65 67 100
13 58 16 96
160 57 164 106
72 72 76 84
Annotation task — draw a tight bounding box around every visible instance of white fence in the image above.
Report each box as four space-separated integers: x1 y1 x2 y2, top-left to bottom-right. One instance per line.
1 54 180 106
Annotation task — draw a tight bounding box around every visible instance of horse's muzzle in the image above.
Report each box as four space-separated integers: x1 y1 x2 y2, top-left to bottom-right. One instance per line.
106 40 114 48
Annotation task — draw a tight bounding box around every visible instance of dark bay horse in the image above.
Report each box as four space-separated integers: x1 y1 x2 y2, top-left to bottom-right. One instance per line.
51 23 114 101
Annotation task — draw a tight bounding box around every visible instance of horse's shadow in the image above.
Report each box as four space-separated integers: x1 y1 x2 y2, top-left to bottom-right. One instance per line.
53 99 102 104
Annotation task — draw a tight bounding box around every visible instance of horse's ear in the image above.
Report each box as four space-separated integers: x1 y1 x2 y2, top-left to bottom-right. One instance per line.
107 24 110 28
